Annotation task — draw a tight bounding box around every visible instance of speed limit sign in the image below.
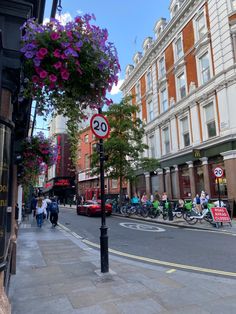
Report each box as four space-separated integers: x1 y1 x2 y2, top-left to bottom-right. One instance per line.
90 114 110 139
213 166 224 178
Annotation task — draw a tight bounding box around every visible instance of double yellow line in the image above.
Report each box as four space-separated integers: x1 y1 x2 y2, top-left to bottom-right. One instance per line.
82 238 236 278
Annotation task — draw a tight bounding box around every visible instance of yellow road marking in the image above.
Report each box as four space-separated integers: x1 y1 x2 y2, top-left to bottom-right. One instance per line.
82 239 236 278
166 269 176 274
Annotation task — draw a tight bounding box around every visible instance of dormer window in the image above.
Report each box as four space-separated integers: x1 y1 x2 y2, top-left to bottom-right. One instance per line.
154 18 167 39
170 0 185 18
142 37 153 54
125 64 134 78
133 52 143 65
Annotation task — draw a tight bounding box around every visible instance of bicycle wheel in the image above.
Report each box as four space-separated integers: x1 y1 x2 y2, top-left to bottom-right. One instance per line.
162 213 168 220
183 212 198 225
175 211 183 218
120 206 127 215
141 207 149 218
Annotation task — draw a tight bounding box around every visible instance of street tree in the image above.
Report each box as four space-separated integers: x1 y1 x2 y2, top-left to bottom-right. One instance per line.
91 97 159 205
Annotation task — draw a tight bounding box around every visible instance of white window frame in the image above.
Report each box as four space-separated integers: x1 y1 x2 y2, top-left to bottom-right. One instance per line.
146 70 152 91
149 134 156 158
84 134 89 143
176 71 187 100
159 56 166 78
162 127 170 155
148 100 154 122
136 82 141 103
111 179 118 189
160 87 168 113
179 115 191 148
174 36 184 61
194 10 207 42
201 99 218 141
196 47 213 86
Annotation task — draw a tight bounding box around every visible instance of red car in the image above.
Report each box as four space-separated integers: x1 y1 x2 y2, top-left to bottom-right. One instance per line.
77 200 112 216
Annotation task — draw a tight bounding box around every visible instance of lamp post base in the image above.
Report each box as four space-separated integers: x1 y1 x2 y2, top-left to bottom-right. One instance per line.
100 225 109 273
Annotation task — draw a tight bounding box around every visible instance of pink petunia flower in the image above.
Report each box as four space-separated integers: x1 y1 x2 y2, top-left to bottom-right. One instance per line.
32 75 39 83
53 49 61 58
61 70 70 80
50 32 60 40
39 47 48 56
53 61 62 69
39 70 48 79
49 74 57 82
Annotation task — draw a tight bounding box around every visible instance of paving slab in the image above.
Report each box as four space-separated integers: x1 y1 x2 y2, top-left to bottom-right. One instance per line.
9 216 236 314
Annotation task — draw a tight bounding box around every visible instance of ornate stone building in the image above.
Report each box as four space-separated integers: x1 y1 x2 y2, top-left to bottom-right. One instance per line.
121 0 236 216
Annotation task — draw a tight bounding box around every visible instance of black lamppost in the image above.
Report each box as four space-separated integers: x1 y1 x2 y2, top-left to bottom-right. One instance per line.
98 107 109 273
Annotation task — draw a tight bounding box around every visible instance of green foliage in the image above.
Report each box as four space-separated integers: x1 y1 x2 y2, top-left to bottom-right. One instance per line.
91 97 159 199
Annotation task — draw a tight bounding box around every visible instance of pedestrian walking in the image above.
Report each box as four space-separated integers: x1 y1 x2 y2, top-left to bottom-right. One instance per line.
44 197 51 219
49 197 59 227
35 197 47 228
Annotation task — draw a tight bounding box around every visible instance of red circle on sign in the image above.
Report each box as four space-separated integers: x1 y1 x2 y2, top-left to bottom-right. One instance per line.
213 166 224 178
90 114 110 139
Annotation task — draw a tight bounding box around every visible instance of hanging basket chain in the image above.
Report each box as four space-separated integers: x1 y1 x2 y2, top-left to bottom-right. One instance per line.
57 0 62 17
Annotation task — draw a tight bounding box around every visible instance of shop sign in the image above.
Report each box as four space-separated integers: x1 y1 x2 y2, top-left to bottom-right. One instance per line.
193 149 201 158
0 124 11 265
210 207 231 223
54 179 70 186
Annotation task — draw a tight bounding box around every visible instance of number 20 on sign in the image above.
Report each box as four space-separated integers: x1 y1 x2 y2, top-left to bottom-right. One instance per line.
213 166 224 178
90 114 110 139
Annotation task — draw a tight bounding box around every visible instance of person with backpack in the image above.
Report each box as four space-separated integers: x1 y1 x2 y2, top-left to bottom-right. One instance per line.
49 197 59 227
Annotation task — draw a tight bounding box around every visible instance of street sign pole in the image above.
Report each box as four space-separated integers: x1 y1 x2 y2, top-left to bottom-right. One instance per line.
98 107 109 273
217 178 221 208
213 166 224 209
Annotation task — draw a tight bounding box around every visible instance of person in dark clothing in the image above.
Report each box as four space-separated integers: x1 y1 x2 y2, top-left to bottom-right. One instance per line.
49 198 59 227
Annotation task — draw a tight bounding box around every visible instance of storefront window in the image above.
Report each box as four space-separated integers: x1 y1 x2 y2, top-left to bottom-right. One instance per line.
151 174 160 194
209 159 227 198
179 165 191 198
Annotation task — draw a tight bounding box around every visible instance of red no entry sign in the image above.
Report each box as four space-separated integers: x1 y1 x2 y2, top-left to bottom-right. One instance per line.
90 114 110 139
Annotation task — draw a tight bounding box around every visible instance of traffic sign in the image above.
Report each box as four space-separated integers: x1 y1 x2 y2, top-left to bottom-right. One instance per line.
213 166 224 178
90 114 110 139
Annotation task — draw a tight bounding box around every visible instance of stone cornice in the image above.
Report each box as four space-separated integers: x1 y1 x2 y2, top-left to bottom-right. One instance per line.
121 0 205 93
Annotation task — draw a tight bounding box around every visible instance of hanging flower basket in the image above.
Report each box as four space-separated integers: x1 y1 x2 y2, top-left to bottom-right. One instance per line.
19 132 58 187
20 14 120 115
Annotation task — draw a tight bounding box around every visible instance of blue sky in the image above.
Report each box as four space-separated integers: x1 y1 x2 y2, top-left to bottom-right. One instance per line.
35 0 170 133
44 0 170 101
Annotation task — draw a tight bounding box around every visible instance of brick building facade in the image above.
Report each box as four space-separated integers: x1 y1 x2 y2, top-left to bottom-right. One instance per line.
121 0 236 216
77 126 127 200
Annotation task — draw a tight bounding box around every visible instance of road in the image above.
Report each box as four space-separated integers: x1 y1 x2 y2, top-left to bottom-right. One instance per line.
58 207 236 276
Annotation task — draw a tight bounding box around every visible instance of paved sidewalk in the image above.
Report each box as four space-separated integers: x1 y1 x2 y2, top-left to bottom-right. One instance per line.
9 215 236 314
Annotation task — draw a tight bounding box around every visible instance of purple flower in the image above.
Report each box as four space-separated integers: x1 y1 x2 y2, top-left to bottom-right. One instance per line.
25 51 34 59
33 58 41 67
64 48 78 57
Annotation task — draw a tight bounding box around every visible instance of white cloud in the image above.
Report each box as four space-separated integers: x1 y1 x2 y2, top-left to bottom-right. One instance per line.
55 12 73 25
43 12 73 25
76 10 83 15
110 79 124 95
